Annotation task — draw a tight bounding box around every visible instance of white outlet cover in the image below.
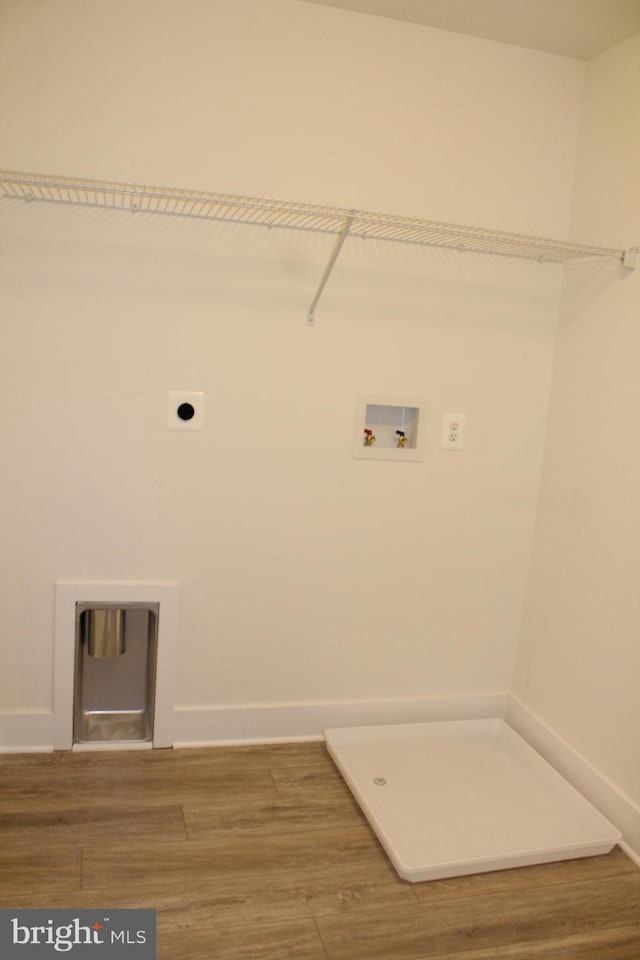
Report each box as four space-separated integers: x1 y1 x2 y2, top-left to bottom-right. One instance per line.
442 412 466 450
167 391 205 431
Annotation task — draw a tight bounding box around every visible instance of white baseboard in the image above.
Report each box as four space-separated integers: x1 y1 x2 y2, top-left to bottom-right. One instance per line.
172 692 508 746
0 693 507 753
506 693 640 864
0 711 54 752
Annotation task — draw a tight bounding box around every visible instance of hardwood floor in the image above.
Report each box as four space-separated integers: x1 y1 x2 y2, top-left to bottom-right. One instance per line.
0 742 639 959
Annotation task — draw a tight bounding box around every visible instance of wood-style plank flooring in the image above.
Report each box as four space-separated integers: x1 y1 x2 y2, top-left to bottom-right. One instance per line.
0 742 639 959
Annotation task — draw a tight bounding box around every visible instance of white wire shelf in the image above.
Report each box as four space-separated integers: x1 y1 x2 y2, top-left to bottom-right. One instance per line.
1 170 634 323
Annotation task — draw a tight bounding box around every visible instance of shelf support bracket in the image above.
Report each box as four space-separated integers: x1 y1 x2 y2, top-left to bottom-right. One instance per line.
623 248 638 271
307 212 355 325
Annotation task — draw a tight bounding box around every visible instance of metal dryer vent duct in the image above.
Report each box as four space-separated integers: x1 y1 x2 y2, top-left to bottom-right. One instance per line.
87 608 126 658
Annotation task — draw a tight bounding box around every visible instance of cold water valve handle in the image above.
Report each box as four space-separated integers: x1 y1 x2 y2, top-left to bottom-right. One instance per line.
396 430 407 448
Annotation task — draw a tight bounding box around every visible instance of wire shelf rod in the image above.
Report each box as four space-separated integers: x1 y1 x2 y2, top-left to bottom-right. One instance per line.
307 213 355 326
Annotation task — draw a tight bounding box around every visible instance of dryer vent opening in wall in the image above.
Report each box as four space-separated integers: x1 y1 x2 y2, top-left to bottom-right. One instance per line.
74 603 159 745
54 581 179 751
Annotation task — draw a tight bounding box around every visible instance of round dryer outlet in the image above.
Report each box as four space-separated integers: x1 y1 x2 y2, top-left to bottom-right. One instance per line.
167 390 205 430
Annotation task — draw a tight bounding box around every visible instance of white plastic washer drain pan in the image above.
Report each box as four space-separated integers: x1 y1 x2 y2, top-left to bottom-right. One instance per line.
324 719 621 882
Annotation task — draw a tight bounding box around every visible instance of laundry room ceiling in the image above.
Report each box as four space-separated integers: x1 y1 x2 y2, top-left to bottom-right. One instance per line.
300 0 640 59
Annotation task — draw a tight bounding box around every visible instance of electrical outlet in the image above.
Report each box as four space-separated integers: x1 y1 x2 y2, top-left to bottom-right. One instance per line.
441 412 466 450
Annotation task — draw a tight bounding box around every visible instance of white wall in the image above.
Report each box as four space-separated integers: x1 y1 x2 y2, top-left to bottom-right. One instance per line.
513 33 640 810
0 0 583 232
0 1 584 735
